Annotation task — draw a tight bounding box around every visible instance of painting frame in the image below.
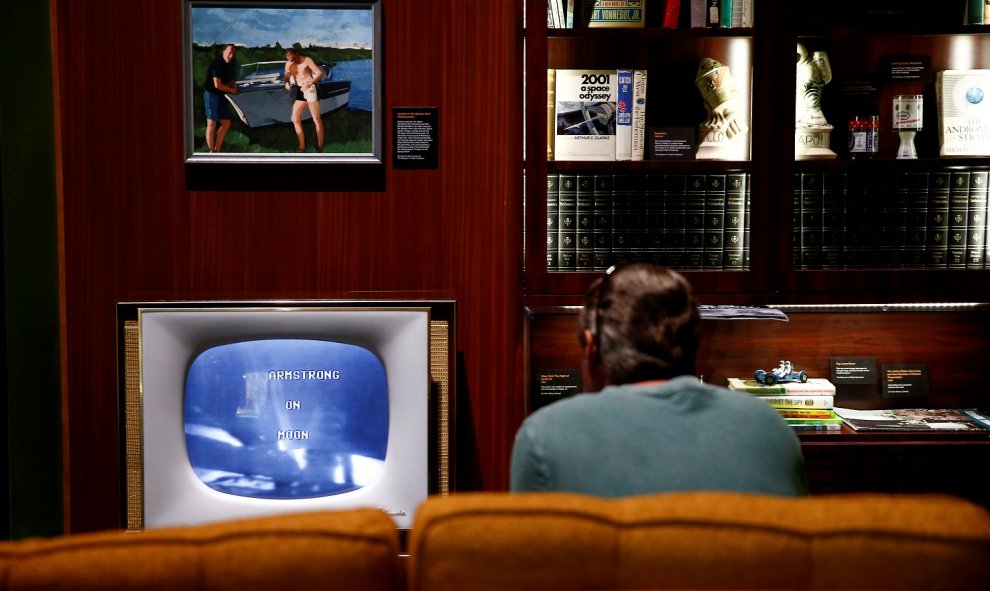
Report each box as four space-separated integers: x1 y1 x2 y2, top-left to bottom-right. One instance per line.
183 0 384 191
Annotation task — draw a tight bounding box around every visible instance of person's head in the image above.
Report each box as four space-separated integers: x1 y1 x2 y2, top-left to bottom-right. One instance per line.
285 48 300 63
578 263 701 390
221 44 237 63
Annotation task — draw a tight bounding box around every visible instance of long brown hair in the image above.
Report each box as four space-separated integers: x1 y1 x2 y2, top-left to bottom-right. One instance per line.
579 263 700 384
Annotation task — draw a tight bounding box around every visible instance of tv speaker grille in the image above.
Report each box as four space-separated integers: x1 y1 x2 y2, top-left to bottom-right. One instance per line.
430 320 450 495
123 319 144 530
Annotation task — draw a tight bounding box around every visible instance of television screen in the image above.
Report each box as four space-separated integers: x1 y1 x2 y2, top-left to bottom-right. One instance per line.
118 302 454 530
185 339 389 499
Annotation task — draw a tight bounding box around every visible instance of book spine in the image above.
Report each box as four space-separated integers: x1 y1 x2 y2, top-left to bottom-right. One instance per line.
576 174 596 271
927 171 950 268
744 173 751 268
646 173 665 265
792 173 801 269
662 0 682 28
706 0 720 27
548 0 562 28
685 174 707 269
612 173 631 264
777 408 836 419
593 174 614 271
557 173 577 271
547 69 556 160
723 172 746 270
547 173 559 272
947 170 971 269
880 172 908 269
755 395 834 409
788 422 842 432
704 174 726 270
968 0 985 24
615 70 634 161
664 173 687 268
628 174 649 263
821 172 845 269
631 70 647 161
800 172 823 270
689 0 707 27
719 0 732 27
967 170 988 268
905 172 929 268
588 0 645 27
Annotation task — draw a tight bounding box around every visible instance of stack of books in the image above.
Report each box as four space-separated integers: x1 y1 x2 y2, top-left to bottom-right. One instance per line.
727 377 842 432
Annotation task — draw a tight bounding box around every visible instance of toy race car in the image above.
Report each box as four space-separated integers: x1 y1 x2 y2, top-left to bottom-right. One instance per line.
754 360 808 385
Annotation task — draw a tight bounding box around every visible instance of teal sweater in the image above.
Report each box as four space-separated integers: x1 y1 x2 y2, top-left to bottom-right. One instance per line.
510 375 809 497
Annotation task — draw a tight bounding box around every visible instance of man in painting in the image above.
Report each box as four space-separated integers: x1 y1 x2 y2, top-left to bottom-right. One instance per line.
283 47 325 152
203 44 240 153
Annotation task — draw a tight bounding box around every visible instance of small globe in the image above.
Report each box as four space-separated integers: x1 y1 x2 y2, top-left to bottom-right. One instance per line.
964 86 985 105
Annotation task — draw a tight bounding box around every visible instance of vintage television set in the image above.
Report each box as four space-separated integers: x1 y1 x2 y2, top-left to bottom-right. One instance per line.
117 300 454 531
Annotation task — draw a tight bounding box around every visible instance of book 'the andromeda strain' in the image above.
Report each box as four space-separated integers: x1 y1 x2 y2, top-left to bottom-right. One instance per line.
554 69 617 161
937 69 990 157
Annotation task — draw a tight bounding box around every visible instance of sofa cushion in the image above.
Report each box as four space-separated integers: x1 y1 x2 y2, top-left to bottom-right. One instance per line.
0 508 402 590
408 491 990 590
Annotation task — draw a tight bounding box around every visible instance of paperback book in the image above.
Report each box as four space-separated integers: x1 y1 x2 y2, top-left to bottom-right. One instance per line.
755 395 834 409
554 69 617 161
776 408 836 419
834 407 990 432
588 0 645 27
936 70 990 157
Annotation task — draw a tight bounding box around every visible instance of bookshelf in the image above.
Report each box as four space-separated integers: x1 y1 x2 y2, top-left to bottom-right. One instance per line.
523 1 990 303
522 2 990 506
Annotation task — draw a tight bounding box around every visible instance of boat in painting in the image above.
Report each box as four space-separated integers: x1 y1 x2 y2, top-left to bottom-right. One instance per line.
225 61 351 128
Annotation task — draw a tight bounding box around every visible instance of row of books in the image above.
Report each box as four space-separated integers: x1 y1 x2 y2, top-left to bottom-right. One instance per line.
547 172 750 272
547 0 753 29
727 377 990 432
793 169 990 270
549 69 647 162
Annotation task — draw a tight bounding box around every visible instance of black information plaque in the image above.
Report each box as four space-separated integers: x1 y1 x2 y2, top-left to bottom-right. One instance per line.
882 364 930 398
831 357 878 384
882 56 932 82
393 107 438 169
530 369 582 413
647 128 695 160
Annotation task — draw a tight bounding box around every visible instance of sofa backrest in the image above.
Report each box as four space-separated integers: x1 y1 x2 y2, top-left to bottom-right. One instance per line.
0 508 402 590
408 491 990 591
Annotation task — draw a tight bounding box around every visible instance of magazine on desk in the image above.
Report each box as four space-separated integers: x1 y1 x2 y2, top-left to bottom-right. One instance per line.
834 407 990 432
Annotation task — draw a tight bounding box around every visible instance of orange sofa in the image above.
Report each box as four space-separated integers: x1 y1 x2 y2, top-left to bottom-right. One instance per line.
408 491 990 591
0 507 403 590
2 492 989 590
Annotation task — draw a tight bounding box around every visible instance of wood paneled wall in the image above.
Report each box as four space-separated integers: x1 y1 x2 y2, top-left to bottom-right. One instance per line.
52 0 523 533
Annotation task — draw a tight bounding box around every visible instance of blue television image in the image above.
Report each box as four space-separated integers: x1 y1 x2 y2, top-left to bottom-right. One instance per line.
184 339 389 499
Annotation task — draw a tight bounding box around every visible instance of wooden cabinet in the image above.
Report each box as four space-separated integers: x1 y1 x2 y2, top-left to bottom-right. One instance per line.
522 1 990 506
523 1 990 303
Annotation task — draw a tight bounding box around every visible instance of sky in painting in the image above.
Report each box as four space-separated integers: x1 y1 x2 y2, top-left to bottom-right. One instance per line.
192 5 373 49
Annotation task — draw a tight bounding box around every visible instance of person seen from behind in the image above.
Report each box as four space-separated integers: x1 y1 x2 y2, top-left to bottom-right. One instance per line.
510 262 808 497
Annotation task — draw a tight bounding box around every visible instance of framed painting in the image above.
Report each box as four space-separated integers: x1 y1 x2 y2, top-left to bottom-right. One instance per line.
183 0 383 190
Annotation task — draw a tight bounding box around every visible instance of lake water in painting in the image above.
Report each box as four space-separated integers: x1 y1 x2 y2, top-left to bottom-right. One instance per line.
334 58 373 112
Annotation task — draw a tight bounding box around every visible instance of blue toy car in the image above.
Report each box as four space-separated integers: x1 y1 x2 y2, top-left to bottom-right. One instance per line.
754 360 808 386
